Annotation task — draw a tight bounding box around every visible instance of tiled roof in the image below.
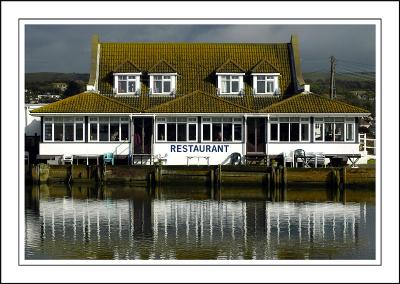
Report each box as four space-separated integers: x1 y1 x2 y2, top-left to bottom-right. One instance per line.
97 42 294 97
251 59 279 73
145 91 253 113
30 92 137 113
259 93 370 113
148 59 177 73
114 60 141 73
215 59 245 73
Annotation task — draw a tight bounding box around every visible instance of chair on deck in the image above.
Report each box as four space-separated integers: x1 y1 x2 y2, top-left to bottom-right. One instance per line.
103 152 114 165
293 149 306 167
230 152 242 165
62 154 73 165
308 152 327 168
283 152 294 167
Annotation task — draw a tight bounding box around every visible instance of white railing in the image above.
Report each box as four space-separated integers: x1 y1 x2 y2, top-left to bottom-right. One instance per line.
359 133 376 156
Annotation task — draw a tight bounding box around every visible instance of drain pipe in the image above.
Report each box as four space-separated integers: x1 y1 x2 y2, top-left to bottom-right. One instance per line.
266 114 270 166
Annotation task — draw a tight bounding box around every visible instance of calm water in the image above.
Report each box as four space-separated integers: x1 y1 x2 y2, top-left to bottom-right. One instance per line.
25 184 375 260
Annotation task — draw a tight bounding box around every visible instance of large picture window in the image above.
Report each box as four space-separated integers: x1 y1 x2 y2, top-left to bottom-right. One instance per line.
89 117 130 142
43 117 86 142
313 117 355 142
156 117 197 142
269 117 309 142
201 117 242 142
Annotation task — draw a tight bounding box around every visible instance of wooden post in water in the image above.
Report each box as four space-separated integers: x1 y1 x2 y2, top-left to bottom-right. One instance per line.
218 164 222 188
335 168 341 201
341 167 347 204
210 167 215 199
282 166 287 201
266 172 271 200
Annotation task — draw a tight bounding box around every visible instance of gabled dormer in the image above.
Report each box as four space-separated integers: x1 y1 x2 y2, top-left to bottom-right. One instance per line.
113 61 141 96
148 60 177 95
215 60 245 96
251 59 281 96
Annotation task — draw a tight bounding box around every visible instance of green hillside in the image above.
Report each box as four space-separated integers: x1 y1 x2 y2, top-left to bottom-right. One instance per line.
25 72 89 83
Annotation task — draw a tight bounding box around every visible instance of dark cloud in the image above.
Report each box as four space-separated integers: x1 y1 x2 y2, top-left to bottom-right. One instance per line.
25 24 375 73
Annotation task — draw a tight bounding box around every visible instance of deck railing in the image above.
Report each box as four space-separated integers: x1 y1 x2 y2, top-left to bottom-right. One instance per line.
359 133 376 156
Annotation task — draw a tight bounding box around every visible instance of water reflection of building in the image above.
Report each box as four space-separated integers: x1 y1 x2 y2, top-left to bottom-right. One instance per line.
25 186 372 259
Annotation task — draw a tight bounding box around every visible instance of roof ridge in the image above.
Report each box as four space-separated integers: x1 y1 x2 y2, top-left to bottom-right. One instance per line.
114 60 141 72
216 59 245 73
148 59 177 73
145 90 252 112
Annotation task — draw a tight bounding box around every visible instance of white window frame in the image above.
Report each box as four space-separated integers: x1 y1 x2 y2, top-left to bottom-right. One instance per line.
88 116 130 142
268 117 310 142
155 117 197 142
313 117 355 143
43 116 85 142
114 73 141 95
201 117 243 142
149 74 176 95
216 73 244 95
253 73 280 95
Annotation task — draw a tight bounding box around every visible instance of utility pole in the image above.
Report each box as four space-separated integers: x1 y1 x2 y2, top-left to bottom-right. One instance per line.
329 56 336 99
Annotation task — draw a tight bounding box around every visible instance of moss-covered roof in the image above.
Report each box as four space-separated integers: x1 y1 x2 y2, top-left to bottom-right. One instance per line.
145 91 253 113
148 59 177 73
215 59 245 73
259 93 370 113
97 42 294 96
114 60 141 73
30 92 137 113
251 59 279 73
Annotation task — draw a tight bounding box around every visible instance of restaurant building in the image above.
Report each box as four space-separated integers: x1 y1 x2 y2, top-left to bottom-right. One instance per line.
30 34 369 165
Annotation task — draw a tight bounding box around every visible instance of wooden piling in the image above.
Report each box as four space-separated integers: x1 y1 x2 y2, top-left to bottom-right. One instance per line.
282 166 287 201
210 168 215 199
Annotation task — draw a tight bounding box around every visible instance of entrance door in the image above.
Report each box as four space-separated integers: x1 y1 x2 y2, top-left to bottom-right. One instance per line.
246 118 266 153
133 118 153 154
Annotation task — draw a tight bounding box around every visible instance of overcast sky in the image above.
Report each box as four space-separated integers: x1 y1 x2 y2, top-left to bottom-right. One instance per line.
25 24 376 73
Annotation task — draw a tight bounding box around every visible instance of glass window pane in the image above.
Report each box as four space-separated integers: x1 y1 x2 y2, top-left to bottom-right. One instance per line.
110 123 119 141
346 124 354 141
202 124 211 141
257 80 265 93
167 123 176 141
324 123 334 141
314 123 323 141
163 81 171 93
75 123 83 141
231 81 239 93
257 75 265 81
64 123 74 141
234 124 242 141
290 123 299 141
44 124 52 141
188 124 197 141
177 123 186 141
118 80 127 93
54 123 63 141
231 75 239 79
99 123 109 141
154 81 162 93
90 123 97 141
154 75 162 80
164 76 171 80
279 123 289 141
301 123 309 141
334 123 344 141
212 123 222 141
128 81 136 93
223 123 232 141
270 123 278 141
157 124 165 141
121 124 129 141
221 79 230 93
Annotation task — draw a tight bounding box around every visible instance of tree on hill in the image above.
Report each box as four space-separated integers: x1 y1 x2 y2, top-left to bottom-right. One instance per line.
62 80 85 99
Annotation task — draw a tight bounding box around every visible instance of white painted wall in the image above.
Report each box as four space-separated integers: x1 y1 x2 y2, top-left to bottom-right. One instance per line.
39 142 130 156
25 105 46 136
153 143 243 165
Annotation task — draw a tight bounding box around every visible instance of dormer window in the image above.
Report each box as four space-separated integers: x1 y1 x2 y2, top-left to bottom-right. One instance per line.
152 75 175 94
253 74 280 95
215 59 245 96
114 73 141 95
